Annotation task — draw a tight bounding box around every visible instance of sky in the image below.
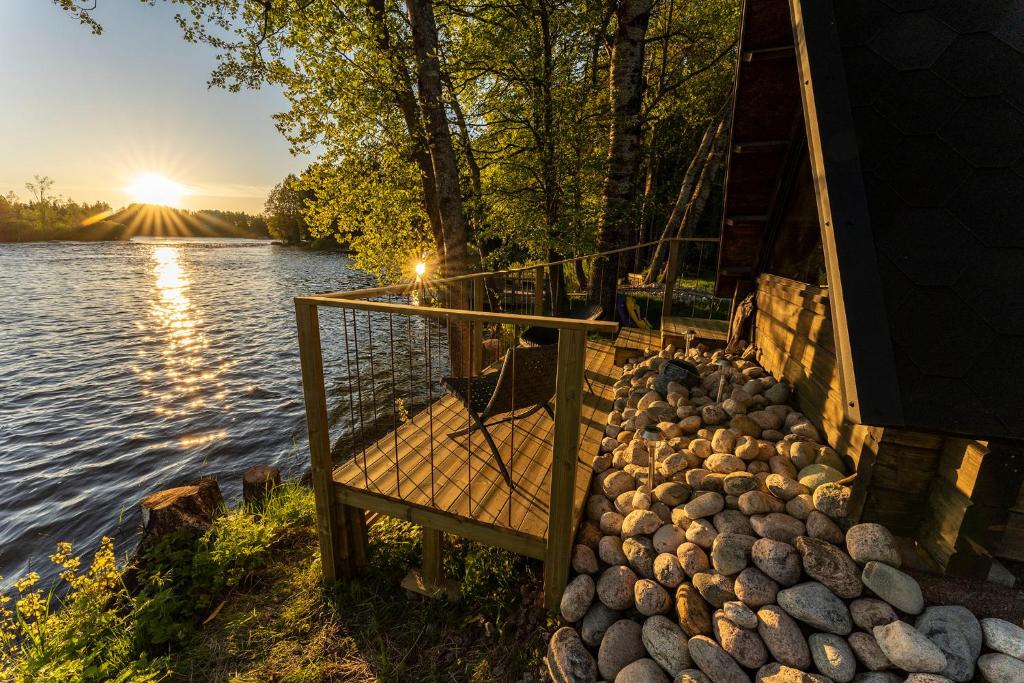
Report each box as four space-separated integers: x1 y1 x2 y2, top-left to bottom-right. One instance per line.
0 1 312 213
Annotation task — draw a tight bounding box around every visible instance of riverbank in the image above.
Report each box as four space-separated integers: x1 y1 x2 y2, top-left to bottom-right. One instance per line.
0 482 549 682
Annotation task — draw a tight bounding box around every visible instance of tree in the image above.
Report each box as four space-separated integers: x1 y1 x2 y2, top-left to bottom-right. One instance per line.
265 174 310 245
25 175 56 231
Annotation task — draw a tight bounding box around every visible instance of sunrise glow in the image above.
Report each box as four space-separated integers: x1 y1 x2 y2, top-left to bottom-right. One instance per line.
126 173 188 207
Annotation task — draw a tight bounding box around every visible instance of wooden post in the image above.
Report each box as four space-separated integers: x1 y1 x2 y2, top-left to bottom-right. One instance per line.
471 276 484 374
295 300 349 582
543 328 587 610
534 266 545 315
661 238 679 329
422 527 444 588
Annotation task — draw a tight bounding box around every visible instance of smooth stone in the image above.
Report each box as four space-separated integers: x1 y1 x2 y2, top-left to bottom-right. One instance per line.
723 472 758 496
693 572 737 608
685 492 726 519
916 606 982 682
756 663 832 682
706 453 746 475
756 605 811 670
750 513 806 545
676 583 714 638
714 510 755 536
615 658 669 683
642 615 692 677
604 470 636 498
845 523 901 567
813 483 851 521
654 523 689 554
711 533 757 576
790 441 818 470
597 565 639 610
977 652 1024 683
687 635 751 683
711 429 738 454
655 481 690 507
623 537 657 579
686 518 719 549
623 509 662 537
847 631 891 672
903 675 952 683
850 598 898 631
714 612 769 669
602 511 626 535
816 446 845 473
861 561 924 615
805 510 845 545
723 601 758 629
654 552 686 588
981 617 1024 660
751 538 802 586
599 619 646 681
734 567 779 608
808 632 856 683
765 474 809 502
677 542 711 577
588 494 615 521
851 674 900 683
573 544 600 574
776 581 852 635
600 535 629 565
797 463 845 492
561 574 596 622
738 491 776 516
548 626 598 683
872 621 947 674
577 520 603 549
795 536 862 599
581 601 620 647
635 578 672 616
675 670 712 683
785 494 816 521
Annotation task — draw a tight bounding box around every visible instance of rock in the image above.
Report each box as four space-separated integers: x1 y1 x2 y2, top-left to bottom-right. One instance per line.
903 675 952 683
751 538 802 586
653 552 686 588
687 635 751 683
597 565 638 610
676 583 714 637
873 621 947 673
845 523 901 568
711 533 757 576
916 606 982 682
702 405 727 425
750 513 806 545
685 492 726 519
714 612 769 669
242 465 281 505
572 544 599 574
851 674 901 683
765 382 790 404
794 536 862 599
711 429 738 454
813 483 851 520
615 658 669 683
776 581 852 635
654 481 690 506
706 453 746 475
672 507 693 529
734 567 779 608
686 518 719 549
653 523 688 554
691 439 714 458
797 464 845 491
642 615 692 678
977 652 1024 683
765 474 810 502
581 601 620 647
577 520 603 549
635 579 672 616
736 436 761 461
808 633 856 683
561 574 595 622
678 542 711 577
588 494 615 521
861 561 924 615
756 663 833 682
693 572 737 608
623 537 657 579
623 509 662 537
790 421 820 441
723 601 759 629
724 472 758 496
981 617 1024 660
850 598 898 631
598 619 646 681
816 447 845 472
739 491 776 516
602 511 626 535
687 469 712 489
548 626 598 683
599 535 629 565
632 490 652 511
714 510 755 536
604 470 636 498
730 415 762 438
675 671 713 683
756 605 811 670
785 494 816 521
768 457 798 481
139 478 225 545
847 631 891 672
789 441 818 470
805 511 845 545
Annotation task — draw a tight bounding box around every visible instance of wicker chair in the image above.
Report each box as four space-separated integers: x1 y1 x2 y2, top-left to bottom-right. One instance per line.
443 344 559 488
519 303 605 393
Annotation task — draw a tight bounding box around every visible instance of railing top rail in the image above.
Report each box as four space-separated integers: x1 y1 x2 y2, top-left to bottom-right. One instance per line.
295 295 621 333
315 235 719 301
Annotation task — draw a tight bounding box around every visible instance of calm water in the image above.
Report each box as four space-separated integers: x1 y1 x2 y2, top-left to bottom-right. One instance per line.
0 239 378 586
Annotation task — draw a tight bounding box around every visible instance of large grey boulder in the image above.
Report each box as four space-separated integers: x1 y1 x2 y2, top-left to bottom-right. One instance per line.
776 581 852 635
751 538 802 586
598 619 645 681
560 574 595 622
615 658 670 683
794 536 862 600
977 652 1024 683
687 635 751 683
845 523 901 567
756 605 811 670
981 617 1024 660
597 565 638 610
547 626 598 683
872 621 947 674
808 632 857 683
581 601 620 647
915 606 982 682
861 561 924 615
641 615 691 677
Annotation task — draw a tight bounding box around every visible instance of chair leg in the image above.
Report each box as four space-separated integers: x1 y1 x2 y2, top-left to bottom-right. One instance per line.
472 414 515 489
543 403 554 420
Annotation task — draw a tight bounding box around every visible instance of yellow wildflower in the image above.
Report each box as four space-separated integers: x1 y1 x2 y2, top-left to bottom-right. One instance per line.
13 572 38 593
15 591 45 621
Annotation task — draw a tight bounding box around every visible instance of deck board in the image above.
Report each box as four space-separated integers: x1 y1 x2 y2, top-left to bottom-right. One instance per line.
333 340 617 551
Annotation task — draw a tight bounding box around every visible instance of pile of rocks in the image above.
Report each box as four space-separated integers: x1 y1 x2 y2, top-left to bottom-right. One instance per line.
546 346 1024 683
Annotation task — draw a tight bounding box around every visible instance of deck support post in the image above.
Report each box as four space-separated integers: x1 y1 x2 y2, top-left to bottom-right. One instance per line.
661 239 679 330
543 328 587 611
422 527 444 587
534 266 545 315
295 300 349 582
471 277 484 374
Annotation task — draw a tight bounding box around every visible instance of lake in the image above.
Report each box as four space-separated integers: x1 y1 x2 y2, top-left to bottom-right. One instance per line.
0 239 378 586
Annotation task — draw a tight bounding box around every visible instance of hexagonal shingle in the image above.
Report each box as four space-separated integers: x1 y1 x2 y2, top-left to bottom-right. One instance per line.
852 107 904 172
934 33 1020 97
873 208 971 286
843 47 902 108
869 12 955 70
891 288 987 378
874 69 963 136
948 169 1024 248
933 0 1016 33
955 249 1024 335
835 0 898 47
876 135 969 206
940 97 1024 168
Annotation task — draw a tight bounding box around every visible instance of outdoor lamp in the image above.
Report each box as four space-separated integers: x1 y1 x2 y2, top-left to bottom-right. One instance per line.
685 327 696 355
641 425 662 486
715 357 731 403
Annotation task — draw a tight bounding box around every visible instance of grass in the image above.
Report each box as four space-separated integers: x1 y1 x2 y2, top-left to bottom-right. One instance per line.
1 484 551 682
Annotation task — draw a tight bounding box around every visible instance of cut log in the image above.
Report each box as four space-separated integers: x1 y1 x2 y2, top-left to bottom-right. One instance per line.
242 465 282 505
139 478 224 544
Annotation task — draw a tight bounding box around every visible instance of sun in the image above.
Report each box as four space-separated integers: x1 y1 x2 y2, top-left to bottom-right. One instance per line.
126 173 188 207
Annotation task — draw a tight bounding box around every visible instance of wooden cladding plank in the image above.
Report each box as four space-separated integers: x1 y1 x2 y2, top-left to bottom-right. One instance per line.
755 293 837 357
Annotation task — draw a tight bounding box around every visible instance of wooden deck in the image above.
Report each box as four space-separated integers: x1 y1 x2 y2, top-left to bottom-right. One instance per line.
332 340 618 559
662 315 730 346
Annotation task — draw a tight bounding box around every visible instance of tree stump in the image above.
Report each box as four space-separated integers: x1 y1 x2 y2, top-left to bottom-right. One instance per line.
242 465 282 506
139 478 224 545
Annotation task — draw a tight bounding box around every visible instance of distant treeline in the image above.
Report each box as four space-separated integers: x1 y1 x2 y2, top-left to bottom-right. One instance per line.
0 193 270 243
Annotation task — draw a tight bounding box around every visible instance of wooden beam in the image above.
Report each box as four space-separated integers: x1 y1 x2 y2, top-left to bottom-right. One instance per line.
422 527 444 588
661 239 679 327
295 300 348 582
544 329 587 610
